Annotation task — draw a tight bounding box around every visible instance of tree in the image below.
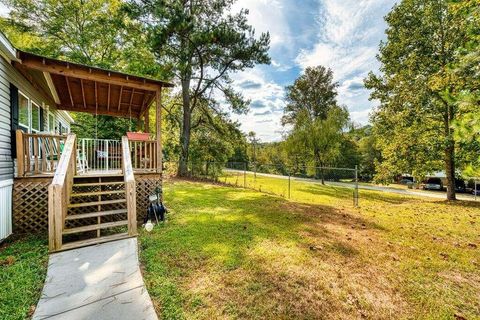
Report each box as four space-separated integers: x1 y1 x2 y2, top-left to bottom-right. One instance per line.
283 66 350 184
365 0 467 199
130 0 270 176
161 93 247 169
1 0 166 137
450 0 480 177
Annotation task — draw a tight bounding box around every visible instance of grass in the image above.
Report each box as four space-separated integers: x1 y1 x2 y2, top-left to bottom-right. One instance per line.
140 177 480 319
0 235 48 320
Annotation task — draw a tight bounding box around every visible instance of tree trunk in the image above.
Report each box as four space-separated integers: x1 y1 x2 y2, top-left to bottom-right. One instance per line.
445 144 456 200
443 99 456 201
178 78 191 177
314 151 325 185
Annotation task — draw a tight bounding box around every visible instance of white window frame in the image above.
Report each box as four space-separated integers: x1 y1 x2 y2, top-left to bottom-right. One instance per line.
18 91 45 133
31 101 41 133
46 107 55 133
18 91 30 132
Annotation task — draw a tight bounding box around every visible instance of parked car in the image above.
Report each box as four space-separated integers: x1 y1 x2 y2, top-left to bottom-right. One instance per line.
423 177 443 191
454 179 466 193
399 176 414 185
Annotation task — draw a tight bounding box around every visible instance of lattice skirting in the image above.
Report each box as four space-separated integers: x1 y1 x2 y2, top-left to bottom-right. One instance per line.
13 178 51 233
13 174 162 234
136 174 162 222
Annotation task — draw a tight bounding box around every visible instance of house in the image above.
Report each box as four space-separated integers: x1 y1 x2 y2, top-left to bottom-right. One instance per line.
0 32 173 251
0 32 75 241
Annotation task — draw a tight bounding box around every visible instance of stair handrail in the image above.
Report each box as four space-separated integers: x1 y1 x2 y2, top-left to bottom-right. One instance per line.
122 136 137 236
48 133 77 251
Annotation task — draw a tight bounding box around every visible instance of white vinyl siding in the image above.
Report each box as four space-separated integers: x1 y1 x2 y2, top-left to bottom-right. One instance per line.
0 179 12 241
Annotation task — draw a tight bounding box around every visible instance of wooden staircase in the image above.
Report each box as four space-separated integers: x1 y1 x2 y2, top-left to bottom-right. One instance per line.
48 135 137 252
61 175 131 250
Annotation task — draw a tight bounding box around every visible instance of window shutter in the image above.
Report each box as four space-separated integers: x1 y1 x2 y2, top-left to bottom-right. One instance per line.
40 107 44 131
10 83 18 158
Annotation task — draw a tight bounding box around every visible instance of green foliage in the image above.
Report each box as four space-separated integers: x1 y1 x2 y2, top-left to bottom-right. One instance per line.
130 0 270 174
162 94 247 164
70 113 142 140
365 0 470 191
283 66 350 181
450 0 480 177
1 0 169 137
1 0 163 75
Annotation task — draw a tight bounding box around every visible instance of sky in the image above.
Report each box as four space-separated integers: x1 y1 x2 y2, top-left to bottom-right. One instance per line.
230 0 397 142
0 1 397 142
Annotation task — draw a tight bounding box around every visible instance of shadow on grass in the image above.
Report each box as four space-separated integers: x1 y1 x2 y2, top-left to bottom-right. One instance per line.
434 199 480 209
140 180 393 319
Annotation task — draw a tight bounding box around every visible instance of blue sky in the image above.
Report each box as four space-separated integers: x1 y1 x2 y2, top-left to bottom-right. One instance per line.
230 0 397 142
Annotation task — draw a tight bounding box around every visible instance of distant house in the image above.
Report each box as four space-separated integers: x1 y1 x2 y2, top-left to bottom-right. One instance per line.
0 32 74 241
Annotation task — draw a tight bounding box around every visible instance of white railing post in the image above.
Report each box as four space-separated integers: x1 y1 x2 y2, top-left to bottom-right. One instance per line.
122 136 137 236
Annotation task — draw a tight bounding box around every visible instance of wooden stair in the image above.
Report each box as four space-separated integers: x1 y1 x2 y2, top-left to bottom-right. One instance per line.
60 176 132 250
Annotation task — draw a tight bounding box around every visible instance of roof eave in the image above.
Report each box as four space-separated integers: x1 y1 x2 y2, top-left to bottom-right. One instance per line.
0 31 19 63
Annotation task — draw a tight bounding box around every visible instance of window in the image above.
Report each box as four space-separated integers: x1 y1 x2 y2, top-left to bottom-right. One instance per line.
17 92 45 133
19 93 29 132
48 112 55 133
31 102 40 132
58 121 65 135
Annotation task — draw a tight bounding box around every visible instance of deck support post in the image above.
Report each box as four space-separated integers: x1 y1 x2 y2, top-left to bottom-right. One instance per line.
155 88 162 173
144 106 150 133
15 130 24 177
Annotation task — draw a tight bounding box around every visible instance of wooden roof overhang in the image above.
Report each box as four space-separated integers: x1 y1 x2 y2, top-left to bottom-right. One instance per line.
14 50 173 118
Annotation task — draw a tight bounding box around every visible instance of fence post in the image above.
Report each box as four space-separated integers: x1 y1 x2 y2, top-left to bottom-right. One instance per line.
244 162 247 188
288 170 291 199
475 180 477 201
105 140 109 171
354 165 359 207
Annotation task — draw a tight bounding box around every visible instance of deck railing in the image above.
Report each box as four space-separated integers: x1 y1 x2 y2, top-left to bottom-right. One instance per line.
122 136 137 236
16 130 67 177
48 134 76 251
16 131 160 177
129 139 158 172
77 138 122 174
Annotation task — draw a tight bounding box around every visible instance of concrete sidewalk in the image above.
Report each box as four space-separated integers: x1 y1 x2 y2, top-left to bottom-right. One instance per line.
32 238 157 320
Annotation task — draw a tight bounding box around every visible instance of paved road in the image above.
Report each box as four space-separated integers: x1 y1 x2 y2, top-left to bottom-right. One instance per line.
225 169 477 201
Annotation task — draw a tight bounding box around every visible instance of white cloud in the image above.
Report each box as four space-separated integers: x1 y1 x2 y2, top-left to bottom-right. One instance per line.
233 0 293 54
295 0 396 123
0 4 9 17
230 68 286 142
228 0 396 141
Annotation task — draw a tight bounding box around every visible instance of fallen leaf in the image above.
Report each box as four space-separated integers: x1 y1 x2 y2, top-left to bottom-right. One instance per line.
0 256 15 266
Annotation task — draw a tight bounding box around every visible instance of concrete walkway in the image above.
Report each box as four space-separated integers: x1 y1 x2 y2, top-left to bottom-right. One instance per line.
32 238 157 320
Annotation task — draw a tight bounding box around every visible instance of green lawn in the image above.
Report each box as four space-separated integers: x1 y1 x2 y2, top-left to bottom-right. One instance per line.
140 178 480 319
0 235 48 320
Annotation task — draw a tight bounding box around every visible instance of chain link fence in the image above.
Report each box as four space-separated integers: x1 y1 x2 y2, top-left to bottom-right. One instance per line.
164 161 360 206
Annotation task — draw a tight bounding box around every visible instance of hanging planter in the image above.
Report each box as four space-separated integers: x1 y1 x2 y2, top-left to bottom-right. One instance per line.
127 132 151 141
